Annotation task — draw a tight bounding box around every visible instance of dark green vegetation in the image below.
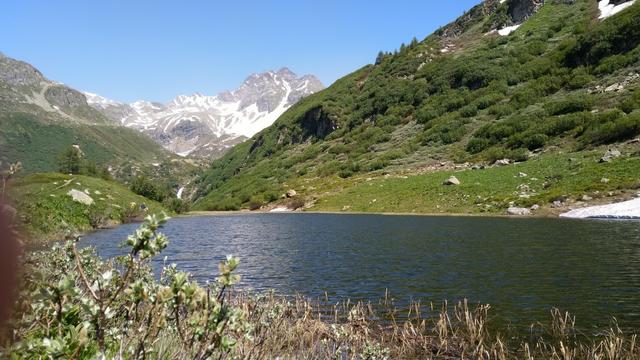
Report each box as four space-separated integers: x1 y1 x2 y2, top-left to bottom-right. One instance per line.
9 173 167 242
193 0 640 212
4 217 640 359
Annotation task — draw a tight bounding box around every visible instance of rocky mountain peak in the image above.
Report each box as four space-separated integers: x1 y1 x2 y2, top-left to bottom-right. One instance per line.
86 68 325 158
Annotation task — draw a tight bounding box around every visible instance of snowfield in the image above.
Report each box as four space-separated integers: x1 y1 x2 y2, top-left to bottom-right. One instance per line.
598 0 636 19
560 198 640 219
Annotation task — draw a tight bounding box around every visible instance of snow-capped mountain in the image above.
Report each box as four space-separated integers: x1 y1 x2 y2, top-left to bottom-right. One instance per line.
86 68 324 157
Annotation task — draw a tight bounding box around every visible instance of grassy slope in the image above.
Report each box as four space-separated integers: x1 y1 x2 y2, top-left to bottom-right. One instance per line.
193 0 640 213
9 173 168 243
310 150 640 214
0 112 172 174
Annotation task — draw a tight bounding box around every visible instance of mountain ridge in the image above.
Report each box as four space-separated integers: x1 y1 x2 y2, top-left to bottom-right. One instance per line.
85 68 324 157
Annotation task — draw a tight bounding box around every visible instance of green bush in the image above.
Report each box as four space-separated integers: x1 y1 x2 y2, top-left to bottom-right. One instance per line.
524 133 549 150
581 111 640 145
209 197 241 211
460 104 479 118
466 138 491 154
248 195 264 210
545 96 592 116
130 175 166 202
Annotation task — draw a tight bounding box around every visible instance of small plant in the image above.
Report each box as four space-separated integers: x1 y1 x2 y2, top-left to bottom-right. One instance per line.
7 214 250 359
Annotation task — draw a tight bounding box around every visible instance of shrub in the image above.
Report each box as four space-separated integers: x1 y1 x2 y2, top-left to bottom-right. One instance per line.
466 138 491 154
130 175 165 202
523 133 548 150
459 104 479 118
581 111 640 145
164 198 190 214
7 215 248 359
248 195 264 210
545 96 592 116
474 93 504 110
210 197 241 211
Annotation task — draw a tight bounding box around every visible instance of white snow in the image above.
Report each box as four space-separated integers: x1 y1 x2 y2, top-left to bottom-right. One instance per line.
176 148 196 157
497 24 521 36
269 207 292 213
598 0 636 19
85 69 323 155
560 198 640 219
176 186 185 199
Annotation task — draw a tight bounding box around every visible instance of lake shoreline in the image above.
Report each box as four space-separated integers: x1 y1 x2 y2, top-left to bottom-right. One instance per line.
185 209 563 219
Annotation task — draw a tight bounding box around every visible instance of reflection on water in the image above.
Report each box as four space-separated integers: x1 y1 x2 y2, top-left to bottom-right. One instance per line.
82 213 640 331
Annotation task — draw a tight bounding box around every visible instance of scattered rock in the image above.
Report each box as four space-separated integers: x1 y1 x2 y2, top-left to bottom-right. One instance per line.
67 189 94 205
605 83 624 92
494 159 510 166
599 148 621 163
551 201 563 208
443 176 461 186
507 207 531 216
581 195 593 202
341 205 351 211
285 189 298 198
628 138 640 144
601 178 610 184
530 204 540 211
517 172 528 178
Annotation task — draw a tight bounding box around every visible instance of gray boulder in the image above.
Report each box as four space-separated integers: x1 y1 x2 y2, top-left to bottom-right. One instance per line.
600 149 621 163
507 207 531 216
443 176 461 186
67 189 94 205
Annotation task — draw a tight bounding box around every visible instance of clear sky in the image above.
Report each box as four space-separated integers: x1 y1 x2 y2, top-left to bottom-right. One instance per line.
1 0 480 103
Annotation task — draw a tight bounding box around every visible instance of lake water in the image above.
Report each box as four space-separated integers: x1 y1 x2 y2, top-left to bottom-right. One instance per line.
81 213 640 332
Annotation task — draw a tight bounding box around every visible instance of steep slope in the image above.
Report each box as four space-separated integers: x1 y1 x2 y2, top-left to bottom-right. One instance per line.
85 69 324 157
193 0 640 213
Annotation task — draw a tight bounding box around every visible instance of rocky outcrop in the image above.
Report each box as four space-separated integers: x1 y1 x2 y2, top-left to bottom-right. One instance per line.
437 0 545 39
44 85 89 108
299 107 337 141
508 0 545 24
0 55 46 87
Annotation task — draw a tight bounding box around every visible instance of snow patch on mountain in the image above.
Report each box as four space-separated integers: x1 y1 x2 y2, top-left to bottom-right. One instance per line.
598 0 636 19
85 68 324 157
497 24 521 36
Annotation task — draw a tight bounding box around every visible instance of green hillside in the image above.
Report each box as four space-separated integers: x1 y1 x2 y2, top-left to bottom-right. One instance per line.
9 173 168 243
193 0 640 213
0 111 171 174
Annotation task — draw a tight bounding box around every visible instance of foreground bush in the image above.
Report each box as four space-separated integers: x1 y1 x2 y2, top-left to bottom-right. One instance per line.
3 216 640 359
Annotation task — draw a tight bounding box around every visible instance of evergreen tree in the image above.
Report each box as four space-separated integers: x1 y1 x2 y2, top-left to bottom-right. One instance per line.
375 51 385 65
57 146 82 175
410 37 419 48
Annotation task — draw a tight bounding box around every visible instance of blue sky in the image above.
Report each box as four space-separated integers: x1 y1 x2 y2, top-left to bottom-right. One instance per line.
1 0 480 103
